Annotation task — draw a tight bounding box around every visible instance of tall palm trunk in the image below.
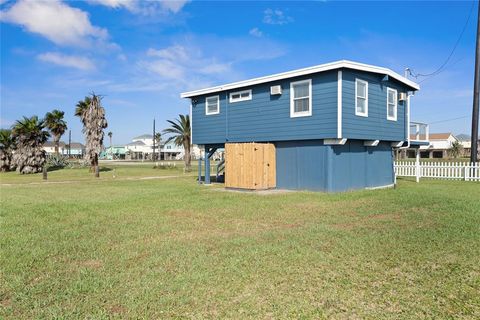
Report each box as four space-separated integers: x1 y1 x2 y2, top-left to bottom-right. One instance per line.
183 141 191 167
76 94 108 175
45 109 67 157
54 135 60 155
163 114 191 170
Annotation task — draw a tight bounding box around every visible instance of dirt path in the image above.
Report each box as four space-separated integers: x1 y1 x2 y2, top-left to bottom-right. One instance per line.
0 175 188 187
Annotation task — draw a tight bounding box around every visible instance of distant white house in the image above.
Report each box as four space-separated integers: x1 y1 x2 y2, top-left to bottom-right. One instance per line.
43 141 65 155
124 134 201 160
456 134 480 157
43 141 85 158
125 135 153 160
65 142 86 158
402 133 459 159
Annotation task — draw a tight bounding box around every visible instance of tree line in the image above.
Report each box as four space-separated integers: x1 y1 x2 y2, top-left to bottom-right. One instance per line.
0 93 107 175
1 92 193 174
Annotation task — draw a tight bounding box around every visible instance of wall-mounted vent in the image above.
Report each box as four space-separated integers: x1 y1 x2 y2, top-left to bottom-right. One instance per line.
398 92 407 101
270 85 282 95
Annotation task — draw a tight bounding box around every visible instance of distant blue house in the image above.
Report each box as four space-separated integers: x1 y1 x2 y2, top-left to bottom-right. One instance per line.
181 60 428 192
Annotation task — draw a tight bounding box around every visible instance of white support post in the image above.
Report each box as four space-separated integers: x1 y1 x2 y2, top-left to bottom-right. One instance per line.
415 149 420 183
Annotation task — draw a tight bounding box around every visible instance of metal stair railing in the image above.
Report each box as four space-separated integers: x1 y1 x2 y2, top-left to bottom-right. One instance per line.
216 158 225 181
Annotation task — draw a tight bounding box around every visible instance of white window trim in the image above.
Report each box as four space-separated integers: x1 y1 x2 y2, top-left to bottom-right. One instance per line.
355 78 368 117
290 79 312 118
205 95 220 115
229 89 252 103
387 87 398 121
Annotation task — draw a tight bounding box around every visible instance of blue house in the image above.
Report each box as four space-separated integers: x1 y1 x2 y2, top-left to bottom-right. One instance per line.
181 60 428 192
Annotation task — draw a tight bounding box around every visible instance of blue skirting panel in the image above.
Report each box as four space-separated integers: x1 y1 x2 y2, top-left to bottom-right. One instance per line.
275 140 394 192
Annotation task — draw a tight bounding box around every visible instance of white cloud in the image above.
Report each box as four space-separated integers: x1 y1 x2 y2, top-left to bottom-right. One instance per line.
138 36 286 92
141 44 231 85
0 0 109 47
117 53 127 61
263 8 293 25
141 58 186 79
147 45 190 62
37 52 95 71
249 27 263 37
88 0 189 14
198 63 231 75
160 0 189 13
87 0 137 10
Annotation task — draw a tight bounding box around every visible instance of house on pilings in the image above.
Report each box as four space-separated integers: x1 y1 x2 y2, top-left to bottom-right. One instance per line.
181 60 429 192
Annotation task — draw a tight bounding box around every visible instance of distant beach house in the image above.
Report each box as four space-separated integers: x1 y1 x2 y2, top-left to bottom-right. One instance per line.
43 141 85 158
399 133 477 159
101 145 126 160
124 134 201 160
412 133 458 159
181 60 428 191
456 134 479 157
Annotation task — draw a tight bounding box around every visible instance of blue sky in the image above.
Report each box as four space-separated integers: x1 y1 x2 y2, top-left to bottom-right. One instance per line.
0 0 477 144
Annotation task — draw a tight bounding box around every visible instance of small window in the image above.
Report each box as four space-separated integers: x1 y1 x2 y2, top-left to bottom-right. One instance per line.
387 88 397 121
290 79 312 117
229 89 252 103
355 79 368 117
205 95 219 115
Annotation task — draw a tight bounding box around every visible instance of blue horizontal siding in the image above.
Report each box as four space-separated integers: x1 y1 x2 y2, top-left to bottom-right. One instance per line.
191 67 412 145
342 69 407 141
275 140 329 191
330 140 394 191
192 71 338 145
275 139 394 192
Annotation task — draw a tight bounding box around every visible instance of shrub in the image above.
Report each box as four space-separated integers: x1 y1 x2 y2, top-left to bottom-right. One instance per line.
46 154 69 169
153 162 177 170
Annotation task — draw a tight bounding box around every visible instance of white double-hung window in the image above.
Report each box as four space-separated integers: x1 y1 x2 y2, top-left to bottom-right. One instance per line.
229 89 252 103
355 79 368 117
387 88 397 121
290 79 312 117
205 95 220 115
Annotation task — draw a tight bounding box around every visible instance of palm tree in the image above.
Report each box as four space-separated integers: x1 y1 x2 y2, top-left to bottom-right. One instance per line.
75 96 91 126
154 132 161 160
163 114 191 169
107 131 113 158
75 94 108 175
0 129 16 172
449 141 463 159
44 109 67 155
11 116 50 174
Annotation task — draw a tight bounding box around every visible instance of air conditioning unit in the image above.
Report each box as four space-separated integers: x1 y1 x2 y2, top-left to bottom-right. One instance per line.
270 85 282 95
398 92 407 101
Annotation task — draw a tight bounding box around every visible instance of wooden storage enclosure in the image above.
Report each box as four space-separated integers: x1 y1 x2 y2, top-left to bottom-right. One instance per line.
225 143 276 190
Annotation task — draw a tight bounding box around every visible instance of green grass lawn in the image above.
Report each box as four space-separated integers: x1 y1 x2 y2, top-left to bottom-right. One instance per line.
1 165 479 319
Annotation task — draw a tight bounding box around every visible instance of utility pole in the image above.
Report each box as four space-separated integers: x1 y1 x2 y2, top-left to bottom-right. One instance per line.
471 1 480 162
152 118 156 161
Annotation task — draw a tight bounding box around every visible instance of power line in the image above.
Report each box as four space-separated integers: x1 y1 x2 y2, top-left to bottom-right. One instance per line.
428 115 470 125
418 57 464 84
408 1 475 81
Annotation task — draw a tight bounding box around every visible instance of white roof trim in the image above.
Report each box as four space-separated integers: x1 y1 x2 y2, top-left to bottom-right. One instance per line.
180 60 420 98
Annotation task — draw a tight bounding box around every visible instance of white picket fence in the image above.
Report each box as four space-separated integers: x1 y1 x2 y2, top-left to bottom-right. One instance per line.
394 161 480 182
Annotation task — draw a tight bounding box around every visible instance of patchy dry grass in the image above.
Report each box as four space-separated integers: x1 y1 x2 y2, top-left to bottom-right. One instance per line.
1 166 479 319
